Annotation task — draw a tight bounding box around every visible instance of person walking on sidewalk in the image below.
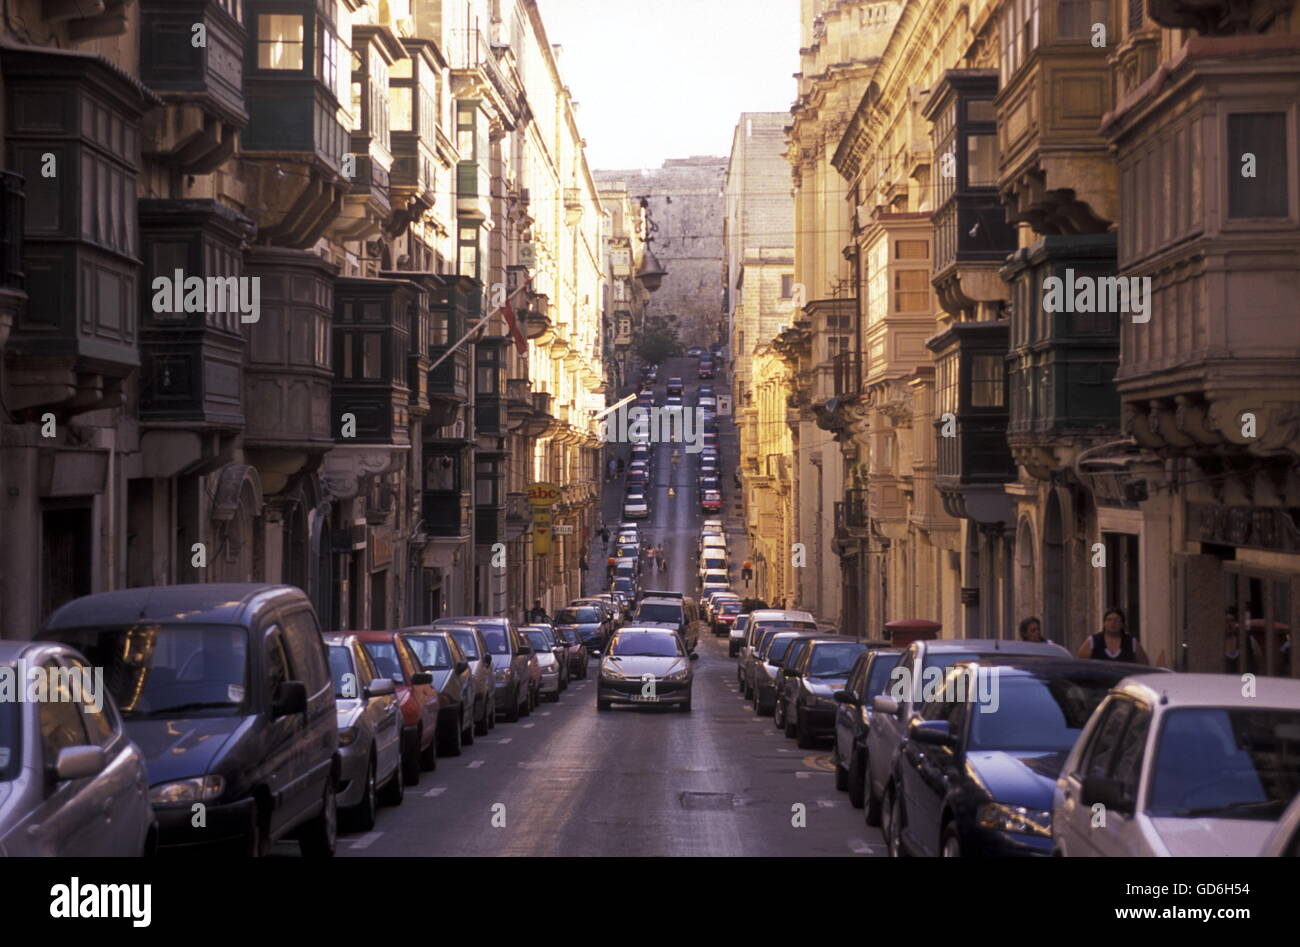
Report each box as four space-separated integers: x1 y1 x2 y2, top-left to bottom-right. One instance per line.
656 543 668 573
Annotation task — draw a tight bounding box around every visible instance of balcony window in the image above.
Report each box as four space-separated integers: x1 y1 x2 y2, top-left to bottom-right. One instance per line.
967 134 998 187
970 355 1004 407
458 226 479 281
457 102 486 161
340 332 385 379
1057 0 1109 39
895 270 929 312
319 25 340 89
475 459 501 505
1000 0 1040 85
781 274 794 298
425 453 461 491
390 86 413 131
1227 113 1289 219
257 14 304 70
866 236 889 324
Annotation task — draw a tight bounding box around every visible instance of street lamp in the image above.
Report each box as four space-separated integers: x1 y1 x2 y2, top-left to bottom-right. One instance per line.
634 196 667 293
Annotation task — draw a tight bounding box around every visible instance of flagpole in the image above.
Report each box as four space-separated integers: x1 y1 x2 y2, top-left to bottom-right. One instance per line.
428 279 530 375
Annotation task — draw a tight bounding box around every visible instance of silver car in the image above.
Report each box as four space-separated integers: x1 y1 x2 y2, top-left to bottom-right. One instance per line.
522 628 563 701
0 640 155 856
597 628 699 712
738 610 818 695
324 634 403 830
437 624 496 735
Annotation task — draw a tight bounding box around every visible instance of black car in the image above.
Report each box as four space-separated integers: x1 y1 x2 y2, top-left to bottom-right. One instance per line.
832 647 899 807
885 659 1159 857
776 637 868 748
40 584 339 856
555 605 609 655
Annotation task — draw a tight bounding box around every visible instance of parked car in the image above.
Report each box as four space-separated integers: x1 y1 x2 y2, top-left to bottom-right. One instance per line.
1260 793 1300 856
729 613 751 657
355 631 441 785
553 624 589 679
775 637 868 747
399 630 476 756
738 610 818 694
324 633 403 829
40 583 339 856
713 599 743 637
522 628 563 702
885 659 1151 857
522 623 569 690
438 618 535 722
700 489 723 513
699 550 728 577
597 628 699 711
1052 673 1300 857
752 631 818 717
865 638 1072 827
610 577 637 607
435 624 496 735
830 647 898 807
555 604 610 656
0 639 156 856
704 592 740 626
667 377 684 395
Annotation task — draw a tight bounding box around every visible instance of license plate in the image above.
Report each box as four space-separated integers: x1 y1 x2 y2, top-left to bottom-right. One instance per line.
629 694 659 703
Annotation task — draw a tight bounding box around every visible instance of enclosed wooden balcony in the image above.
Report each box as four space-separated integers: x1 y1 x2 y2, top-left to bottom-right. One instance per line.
860 212 935 388
331 276 415 447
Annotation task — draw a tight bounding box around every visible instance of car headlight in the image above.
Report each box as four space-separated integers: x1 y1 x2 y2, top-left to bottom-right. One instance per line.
149 776 225 807
338 725 359 746
661 668 689 683
601 667 629 680
977 803 1052 838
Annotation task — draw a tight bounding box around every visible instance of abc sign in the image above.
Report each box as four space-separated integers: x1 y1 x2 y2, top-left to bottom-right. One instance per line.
526 482 560 506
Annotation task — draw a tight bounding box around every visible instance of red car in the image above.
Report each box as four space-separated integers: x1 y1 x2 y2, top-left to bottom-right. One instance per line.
353 631 441 786
701 489 723 512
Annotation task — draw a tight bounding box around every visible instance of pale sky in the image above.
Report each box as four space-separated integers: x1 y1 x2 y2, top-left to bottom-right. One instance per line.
537 0 801 170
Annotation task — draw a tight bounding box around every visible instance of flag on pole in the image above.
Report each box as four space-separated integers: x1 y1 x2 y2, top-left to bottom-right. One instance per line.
501 276 530 357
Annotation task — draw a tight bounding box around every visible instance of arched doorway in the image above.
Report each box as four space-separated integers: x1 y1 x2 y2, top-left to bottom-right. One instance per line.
1044 491 1066 643
1015 516 1036 628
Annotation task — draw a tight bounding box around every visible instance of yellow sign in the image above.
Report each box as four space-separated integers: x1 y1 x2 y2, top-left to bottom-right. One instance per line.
533 509 552 555
526 482 561 507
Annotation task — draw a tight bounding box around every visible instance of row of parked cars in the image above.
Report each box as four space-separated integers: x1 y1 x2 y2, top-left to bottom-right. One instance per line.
732 618 1300 856
0 583 596 857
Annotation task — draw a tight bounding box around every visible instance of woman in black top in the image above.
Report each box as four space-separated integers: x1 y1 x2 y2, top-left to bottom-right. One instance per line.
1076 607 1149 664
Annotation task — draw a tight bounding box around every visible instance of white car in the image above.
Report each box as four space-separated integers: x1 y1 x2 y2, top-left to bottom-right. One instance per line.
623 495 649 519
701 535 728 557
1052 673 1300 857
702 519 724 531
1259 793 1300 855
698 550 728 577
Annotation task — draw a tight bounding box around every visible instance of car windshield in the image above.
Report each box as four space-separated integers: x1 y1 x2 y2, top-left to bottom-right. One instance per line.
555 627 577 643
469 627 507 656
636 603 682 624
1148 708 1300 819
765 636 799 663
362 640 407 680
720 603 741 615
807 642 867 677
610 633 681 657
0 696 18 782
557 608 600 624
448 630 479 659
525 631 549 651
968 673 1115 751
44 624 249 718
865 653 901 697
328 646 358 698
613 579 634 592
404 634 453 669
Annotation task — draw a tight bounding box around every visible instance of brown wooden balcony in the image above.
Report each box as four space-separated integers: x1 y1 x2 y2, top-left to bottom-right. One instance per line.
423 490 471 538
0 170 26 350
332 276 415 446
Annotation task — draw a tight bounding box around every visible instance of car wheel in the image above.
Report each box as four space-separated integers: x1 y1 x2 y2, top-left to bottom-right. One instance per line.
298 777 338 857
487 697 497 729
462 708 475 746
474 698 490 736
847 748 866 809
884 785 905 858
681 691 693 712
941 825 961 858
419 725 438 771
772 697 784 730
246 803 272 857
439 712 463 757
504 685 521 722
597 697 611 711
795 706 816 749
378 755 404 807
833 742 848 791
519 687 532 717
401 730 421 786
784 708 797 739
348 753 378 832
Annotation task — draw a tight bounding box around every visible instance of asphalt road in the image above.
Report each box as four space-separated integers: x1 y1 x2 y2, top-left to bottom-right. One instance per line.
295 357 883 856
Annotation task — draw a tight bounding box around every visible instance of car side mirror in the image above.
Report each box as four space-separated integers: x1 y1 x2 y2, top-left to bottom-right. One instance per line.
53 745 106 782
484 654 492 666
272 680 308 716
909 719 955 747
872 695 899 716
1081 775 1133 814
454 661 470 675
365 677 396 698
690 652 700 661
410 671 433 686
833 690 857 705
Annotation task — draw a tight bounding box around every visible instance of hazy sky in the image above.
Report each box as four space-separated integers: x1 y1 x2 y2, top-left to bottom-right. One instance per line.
537 0 800 171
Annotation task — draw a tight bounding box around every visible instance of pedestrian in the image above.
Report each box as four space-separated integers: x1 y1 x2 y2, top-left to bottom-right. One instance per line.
527 599 550 623
657 543 667 572
579 552 588 573
1076 607 1149 664
1017 616 1055 646
607 458 617 482
600 525 610 545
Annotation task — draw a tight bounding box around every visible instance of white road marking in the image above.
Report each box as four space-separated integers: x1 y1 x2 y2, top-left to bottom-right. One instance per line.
424 786 447 798
522 723 535 728
848 838 883 856
794 771 832 779
541 712 552 716
816 799 836 808
349 832 383 850
498 737 513 744
468 759 485 768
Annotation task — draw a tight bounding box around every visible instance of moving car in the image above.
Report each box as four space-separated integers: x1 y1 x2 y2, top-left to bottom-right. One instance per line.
521 628 563 701
865 638 1072 827
597 628 699 711
355 631 441 784
324 634 404 829
887 659 1156 857
40 584 340 856
437 617 534 723
701 489 723 512
633 596 703 652
1052 673 1300 857
399 630 477 756
0 639 156 857
667 377 684 396
831 647 899 808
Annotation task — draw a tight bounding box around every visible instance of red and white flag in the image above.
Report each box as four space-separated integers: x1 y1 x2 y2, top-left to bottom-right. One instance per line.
501 276 530 357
